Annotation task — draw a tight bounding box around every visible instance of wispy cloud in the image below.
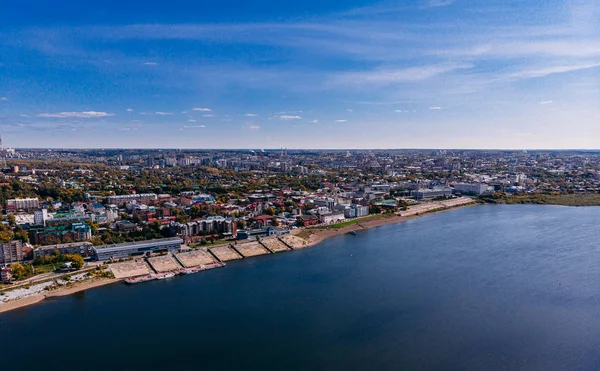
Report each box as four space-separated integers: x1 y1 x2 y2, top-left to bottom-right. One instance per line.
155 111 173 115
203 114 215 117
423 0 454 8
540 100 554 105
0 97 7 101
143 62 158 66
279 115 302 120
126 108 133 112
188 119 197 122
248 125 261 130
507 62 600 79
192 107 211 112
35 111 115 118
243 113 258 117
183 125 206 129
329 64 473 86
335 119 348 123
429 106 443 110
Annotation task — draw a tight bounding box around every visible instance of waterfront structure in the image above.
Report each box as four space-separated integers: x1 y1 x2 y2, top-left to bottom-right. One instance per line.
0 240 23 264
6 198 39 212
343 205 370 219
411 188 453 200
93 237 183 260
34 241 95 259
321 212 346 224
453 183 493 195
34 208 48 226
237 226 290 240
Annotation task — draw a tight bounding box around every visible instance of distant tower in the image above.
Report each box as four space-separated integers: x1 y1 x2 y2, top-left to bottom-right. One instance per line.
0 135 7 169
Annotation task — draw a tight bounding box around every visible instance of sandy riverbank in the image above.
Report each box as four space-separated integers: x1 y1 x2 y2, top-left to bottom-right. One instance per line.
294 197 476 247
0 198 475 314
0 277 121 314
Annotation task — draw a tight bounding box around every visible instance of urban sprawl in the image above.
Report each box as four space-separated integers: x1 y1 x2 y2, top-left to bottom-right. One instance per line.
1 148 599 298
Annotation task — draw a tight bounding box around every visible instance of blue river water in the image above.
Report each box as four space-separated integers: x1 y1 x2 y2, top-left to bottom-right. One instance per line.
2 205 600 371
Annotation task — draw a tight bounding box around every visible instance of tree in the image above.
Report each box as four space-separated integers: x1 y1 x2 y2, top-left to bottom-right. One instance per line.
68 254 84 269
10 263 26 280
6 214 16 227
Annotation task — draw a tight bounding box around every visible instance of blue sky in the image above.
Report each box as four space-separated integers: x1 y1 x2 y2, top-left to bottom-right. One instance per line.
0 0 599 149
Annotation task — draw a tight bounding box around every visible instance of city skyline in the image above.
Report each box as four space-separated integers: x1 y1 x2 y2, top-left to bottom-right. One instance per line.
1 0 599 149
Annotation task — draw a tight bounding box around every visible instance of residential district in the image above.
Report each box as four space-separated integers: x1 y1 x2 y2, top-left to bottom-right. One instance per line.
1 148 600 293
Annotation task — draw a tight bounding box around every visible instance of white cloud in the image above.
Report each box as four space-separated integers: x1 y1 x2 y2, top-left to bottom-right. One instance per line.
188 119 197 122
540 100 554 105
244 113 258 117
0 97 7 101
192 107 211 112
155 111 173 115
347 109 353 112
394 109 409 113
126 108 133 112
429 106 443 110
330 64 472 86
312 119 319 123
144 62 158 66
335 119 348 123
424 0 454 8
279 115 302 120
508 63 600 79
248 125 261 130
36 111 115 118
203 114 215 117
183 125 206 129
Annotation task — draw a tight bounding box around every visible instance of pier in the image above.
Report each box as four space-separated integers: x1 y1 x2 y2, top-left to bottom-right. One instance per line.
110 260 153 279
147 255 182 273
235 241 270 257
175 248 217 267
209 245 243 261
261 237 291 253
280 235 310 249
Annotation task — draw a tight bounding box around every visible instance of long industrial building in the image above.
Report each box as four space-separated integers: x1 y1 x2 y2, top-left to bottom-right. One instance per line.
93 237 183 261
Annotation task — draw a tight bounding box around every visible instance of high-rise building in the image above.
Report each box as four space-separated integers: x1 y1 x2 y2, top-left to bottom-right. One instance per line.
0 240 23 264
34 208 48 226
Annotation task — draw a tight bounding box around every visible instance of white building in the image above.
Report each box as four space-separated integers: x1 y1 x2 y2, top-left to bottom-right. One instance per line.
453 183 493 195
6 198 39 212
344 205 370 219
34 208 48 226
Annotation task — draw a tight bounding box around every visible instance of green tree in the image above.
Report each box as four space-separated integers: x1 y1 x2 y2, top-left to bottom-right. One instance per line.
68 254 84 269
10 263 26 280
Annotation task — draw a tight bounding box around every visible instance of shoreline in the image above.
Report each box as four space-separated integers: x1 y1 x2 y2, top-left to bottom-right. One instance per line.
0 277 120 314
294 197 477 247
0 198 475 315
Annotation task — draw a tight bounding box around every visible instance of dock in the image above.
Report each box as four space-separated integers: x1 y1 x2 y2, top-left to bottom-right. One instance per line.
209 245 243 261
175 248 217 268
234 241 270 258
110 260 153 279
280 235 310 249
260 237 291 253
147 255 182 273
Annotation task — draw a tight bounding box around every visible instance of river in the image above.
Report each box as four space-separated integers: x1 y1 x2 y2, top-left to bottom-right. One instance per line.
2 205 600 370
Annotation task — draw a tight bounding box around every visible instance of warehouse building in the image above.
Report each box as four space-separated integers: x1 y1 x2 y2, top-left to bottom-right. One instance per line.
93 238 183 261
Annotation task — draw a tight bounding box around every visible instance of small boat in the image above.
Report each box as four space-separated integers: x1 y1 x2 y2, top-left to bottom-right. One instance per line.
348 230 357 236
125 274 157 284
156 272 176 280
